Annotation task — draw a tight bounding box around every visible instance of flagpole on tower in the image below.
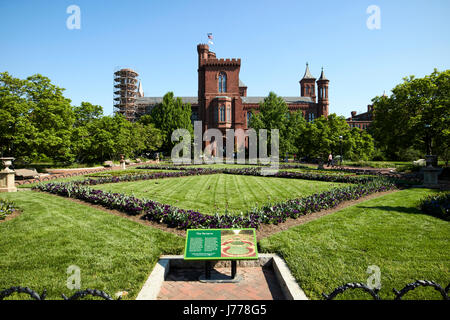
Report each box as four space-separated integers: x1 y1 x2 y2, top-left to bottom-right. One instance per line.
207 33 214 45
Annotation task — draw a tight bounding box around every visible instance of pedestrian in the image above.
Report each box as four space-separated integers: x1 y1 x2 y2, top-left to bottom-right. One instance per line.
327 153 333 167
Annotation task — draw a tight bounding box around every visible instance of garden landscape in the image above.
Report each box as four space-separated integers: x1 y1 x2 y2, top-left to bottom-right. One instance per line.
0 0 448 310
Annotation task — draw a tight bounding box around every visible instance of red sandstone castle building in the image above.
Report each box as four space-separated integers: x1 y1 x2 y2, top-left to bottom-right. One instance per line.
346 105 374 131
134 44 330 134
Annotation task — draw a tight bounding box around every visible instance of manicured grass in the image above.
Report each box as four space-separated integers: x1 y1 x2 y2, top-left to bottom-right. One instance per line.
259 188 450 300
0 191 184 300
94 174 349 215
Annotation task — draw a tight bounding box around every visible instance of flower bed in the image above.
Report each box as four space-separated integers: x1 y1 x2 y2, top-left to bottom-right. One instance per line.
34 177 396 230
418 192 450 221
0 199 16 220
73 168 217 186
222 168 376 184
79 166 378 186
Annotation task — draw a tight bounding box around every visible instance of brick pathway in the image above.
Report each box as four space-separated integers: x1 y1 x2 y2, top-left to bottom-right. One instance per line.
157 267 284 300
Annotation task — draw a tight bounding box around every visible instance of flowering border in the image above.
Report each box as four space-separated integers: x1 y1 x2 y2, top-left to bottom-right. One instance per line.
34 170 396 229
70 167 379 186
0 199 16 220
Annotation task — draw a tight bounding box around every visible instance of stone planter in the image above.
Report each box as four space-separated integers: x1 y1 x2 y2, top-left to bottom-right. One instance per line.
0 157 17 192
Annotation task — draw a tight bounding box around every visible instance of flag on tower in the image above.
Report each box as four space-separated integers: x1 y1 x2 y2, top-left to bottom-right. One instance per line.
207 33 214 45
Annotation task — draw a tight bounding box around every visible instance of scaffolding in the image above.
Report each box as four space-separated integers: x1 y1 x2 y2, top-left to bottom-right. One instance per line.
113 68 139 121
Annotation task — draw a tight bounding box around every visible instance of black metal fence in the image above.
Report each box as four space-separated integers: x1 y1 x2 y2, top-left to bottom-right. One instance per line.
322 280 449 300
0 287 117 300
1 279 449 300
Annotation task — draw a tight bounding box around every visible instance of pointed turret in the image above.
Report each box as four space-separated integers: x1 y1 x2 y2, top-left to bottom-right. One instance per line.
318 67 328 81
137 81 144 97
317 67 330 117
302 63 315 80
300 63 316 102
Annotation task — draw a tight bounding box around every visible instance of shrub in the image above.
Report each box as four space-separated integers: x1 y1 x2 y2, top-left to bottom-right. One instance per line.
419 192 450 221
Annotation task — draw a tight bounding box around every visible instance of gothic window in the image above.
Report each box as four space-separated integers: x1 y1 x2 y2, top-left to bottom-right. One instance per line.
306 87 309 95
247 112 252 126
218 72 227 93
227 106 231 122
219 105 225 122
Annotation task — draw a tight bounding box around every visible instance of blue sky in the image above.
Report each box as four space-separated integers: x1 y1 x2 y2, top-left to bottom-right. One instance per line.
1 0 449 117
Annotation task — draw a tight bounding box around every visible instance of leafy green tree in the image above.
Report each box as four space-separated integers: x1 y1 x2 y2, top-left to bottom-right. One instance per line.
249 92 291 156
0 72 75 163
284 111 307 156
73 102 103 127
301 114 374 163
1 72 164 165
370 69 450 162
148 92 193 153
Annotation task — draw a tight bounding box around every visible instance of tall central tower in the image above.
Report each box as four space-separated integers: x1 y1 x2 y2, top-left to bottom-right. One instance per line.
197 44 243 134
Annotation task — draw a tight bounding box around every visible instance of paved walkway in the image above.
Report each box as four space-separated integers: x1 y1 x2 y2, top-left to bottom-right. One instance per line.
157 267 284 300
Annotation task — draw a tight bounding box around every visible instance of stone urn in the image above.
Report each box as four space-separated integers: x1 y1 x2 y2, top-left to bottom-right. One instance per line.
0 157 17 192
422 156 442 189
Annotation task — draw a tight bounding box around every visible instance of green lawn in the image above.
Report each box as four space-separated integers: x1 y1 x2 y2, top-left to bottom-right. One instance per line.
259 188 450 300
0 191 184 300
94 174 348 214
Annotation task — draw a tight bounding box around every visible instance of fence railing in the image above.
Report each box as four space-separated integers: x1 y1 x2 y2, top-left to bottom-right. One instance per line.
0 287 117 300
1 279 449 300
322 280 449 300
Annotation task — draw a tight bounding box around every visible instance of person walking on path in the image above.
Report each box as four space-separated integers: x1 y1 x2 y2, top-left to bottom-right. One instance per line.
327 153 333 167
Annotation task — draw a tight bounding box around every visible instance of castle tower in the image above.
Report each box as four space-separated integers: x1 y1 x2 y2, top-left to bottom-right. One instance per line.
300 63 316 103
317 67 329 117
196 43 243 152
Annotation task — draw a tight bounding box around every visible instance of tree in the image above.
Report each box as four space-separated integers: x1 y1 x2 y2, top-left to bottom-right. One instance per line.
301 114 374 162
0 72 75 163
73 102 103 127
249 92 290 156
370 69 450 162
285 111 307 156
148 92 193 153
1 72 164 165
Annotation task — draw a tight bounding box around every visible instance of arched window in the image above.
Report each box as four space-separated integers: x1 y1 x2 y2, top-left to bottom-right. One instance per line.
305 87 309 95
214 106 218 122
247 112 252 126
218 72 227 93
219 105 226 122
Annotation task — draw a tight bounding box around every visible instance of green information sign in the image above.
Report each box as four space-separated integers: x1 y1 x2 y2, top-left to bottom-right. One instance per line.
184 229 258 260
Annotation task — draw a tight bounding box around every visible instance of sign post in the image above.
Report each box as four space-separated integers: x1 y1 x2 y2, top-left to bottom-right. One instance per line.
184 228 258 283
